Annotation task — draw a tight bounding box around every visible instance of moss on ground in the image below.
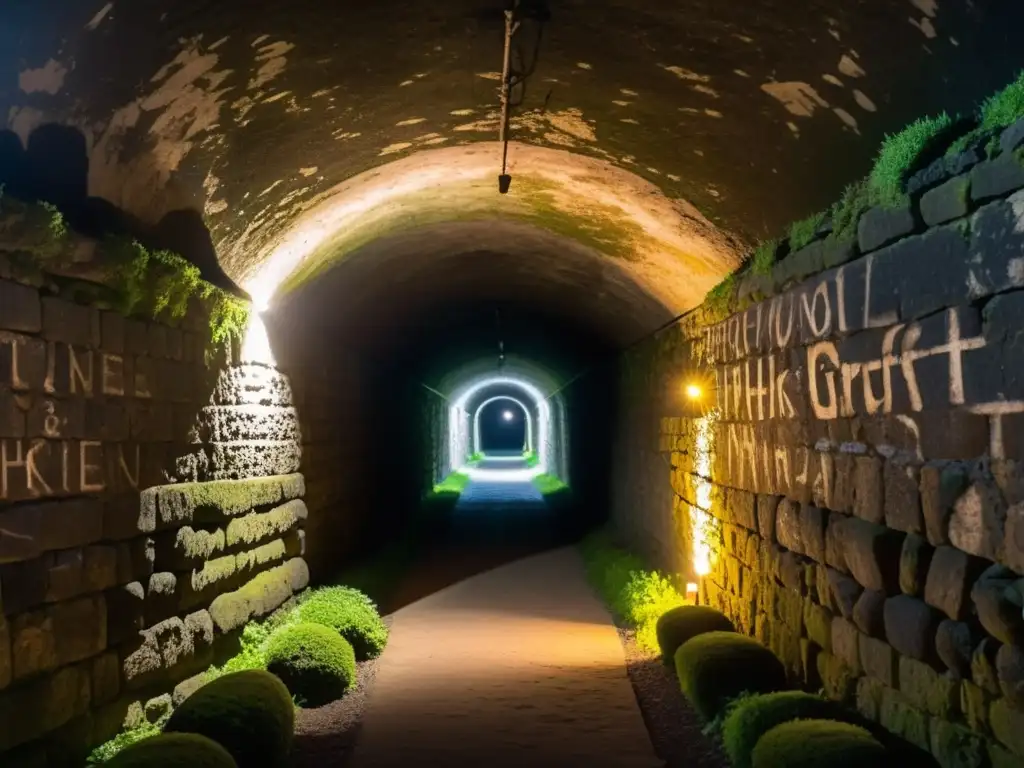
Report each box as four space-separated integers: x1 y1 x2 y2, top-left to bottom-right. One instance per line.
104 733 237 768
532 472 569 496
432 471 470 496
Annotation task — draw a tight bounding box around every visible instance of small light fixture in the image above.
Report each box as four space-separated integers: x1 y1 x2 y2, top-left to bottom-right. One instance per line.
685 582 699 595
685 383 702 400
503 410 514 421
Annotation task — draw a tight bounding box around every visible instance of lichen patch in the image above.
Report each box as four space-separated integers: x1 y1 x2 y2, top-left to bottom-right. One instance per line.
18 59 69 95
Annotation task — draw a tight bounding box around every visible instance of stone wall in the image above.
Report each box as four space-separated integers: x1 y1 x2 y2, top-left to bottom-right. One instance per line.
0 272 308 762
613 128 1024 765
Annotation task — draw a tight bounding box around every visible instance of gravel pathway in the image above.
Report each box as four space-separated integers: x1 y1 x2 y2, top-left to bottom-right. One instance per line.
291 617 392 768
613 626 730 768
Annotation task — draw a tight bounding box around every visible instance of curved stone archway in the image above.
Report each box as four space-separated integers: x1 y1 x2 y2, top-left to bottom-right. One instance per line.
473 395 534 455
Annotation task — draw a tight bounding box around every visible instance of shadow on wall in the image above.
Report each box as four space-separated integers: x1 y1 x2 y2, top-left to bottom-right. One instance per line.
0 125 236 292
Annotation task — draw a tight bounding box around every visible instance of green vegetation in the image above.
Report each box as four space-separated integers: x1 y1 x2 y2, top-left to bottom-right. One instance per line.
87 705 170 765
721 691 855 768
265 623 357 707
296 586 389 660
869 113 953 207
164 670 294 768
432 471 471 496
579 529 686 653
750 239 779 275
979 70 1024 131
467 451 485 463
39 201 68 241
532 473 569 496
673 631 787 721
703 272 736 321
654 605 735 666
523 449 539 468
105 733 238 768
750 720 886 768
788 211 826 251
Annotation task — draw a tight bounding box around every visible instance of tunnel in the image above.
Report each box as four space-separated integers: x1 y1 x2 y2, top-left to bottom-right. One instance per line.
2 1 1024 766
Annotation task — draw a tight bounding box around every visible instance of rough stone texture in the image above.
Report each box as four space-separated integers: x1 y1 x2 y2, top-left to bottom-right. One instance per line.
973 639 1003 695
860 634 897 687
949 482 1006 561
853 456 885 524
990 697 1024 756
831 616 862 674
971 154 1024 202
899 655 958 718
920 175 971 226
775 498 803 554
828 568 862 618
995 644 1024 708
880 687 930 751
936 620 975 679
198 405 301 443
841 517 903 593
885 462 922 533
1000 118 1024 155
858 203 916 253
884 595 941 662
925 546 982 621
853 588 887 638
929 718 986 768
961 679 991 734
899 533 933 597
921 464 969 546
756 495 779 542
972 567 1024 646
0 664 90 752
1004 501 1024 573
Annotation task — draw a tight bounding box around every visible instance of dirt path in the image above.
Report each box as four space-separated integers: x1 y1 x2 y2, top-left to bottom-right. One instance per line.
349 547 662 768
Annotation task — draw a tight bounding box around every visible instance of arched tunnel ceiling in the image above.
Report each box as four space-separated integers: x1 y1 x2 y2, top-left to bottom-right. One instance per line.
4 0 1024 320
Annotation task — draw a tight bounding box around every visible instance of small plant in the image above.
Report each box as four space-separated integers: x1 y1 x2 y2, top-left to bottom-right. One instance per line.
467 451 485 463
265 622 358 707
978 70 1024 131
164 670 295 768
39 201 68 241
750 239 779 275
209 288 252 349
703 272 736 319
522 449 539 468
827 179 874 243
532 472 569 496
104 733 238 768
296 585 388 660
432 471 470 496
722 691 855 768
579 529 686 653
86 711 167 764
869 112 953 207
751 719 886 768
655 605 735 666
788 211 826 251
674 631 787 721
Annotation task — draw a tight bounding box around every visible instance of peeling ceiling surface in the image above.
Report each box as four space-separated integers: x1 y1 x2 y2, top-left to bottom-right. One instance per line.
3 0 1024 326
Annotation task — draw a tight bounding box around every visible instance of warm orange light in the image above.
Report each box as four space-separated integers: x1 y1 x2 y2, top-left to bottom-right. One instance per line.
685 384 702 400
685 582 699 594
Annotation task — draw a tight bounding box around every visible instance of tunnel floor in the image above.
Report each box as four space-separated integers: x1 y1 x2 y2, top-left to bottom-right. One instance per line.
349 547 660 768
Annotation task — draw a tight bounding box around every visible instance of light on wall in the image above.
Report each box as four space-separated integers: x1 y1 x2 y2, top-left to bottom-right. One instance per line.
690 414 718 578
240 310 276 366
685 383 702 400
503 410 514 421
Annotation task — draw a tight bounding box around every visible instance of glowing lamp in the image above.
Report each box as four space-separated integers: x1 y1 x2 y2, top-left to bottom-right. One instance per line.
685 384 702 400
685 582 699 595
503 410 514 421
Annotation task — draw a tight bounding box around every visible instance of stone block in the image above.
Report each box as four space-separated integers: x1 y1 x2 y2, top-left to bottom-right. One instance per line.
207 558 305 633
106 582 145 646
198 405 301 444
929 718 985 768
858 202 916 252
872 224 971 320
145 572 178 625
853 588 887 637
92 651 120 705
936 620 975 679
885 462 923 533
0 498 104 564
961 679 991 734
884 594 941 662
1000 118 1024 154
115 537 154 585
880 687 930 751
770 623 803 683
0 280 42 333
779 551 805 593
0 664 90 752
0 557 48 615
0 332 46 393
831 616 862 673
842 517 903 593
824 512 849 572
971 566 1024 646
996 644 1024 708
857 675 885 722
0 615 9 689
225 499 305 549
920 175 971 226
0 388 25 438
173 672 207 706
828 568 862 618
801 637 822 689
990 742 1020 768
972 640 1002 700
52 594 106 666
775 498 803 553
757 495 780 541
970 154 1024 202
968 192 1024 299
860 634 897 687
853 456 884 524
730 489 757 531
154 526 226 570
900 654 959 718
100 312 125 354
799 505 827 562
213 364 294 407
816 651 856 702
148 324 168 359
11 609 56 679
150 475 292 530
900 533 934 599
1005 501 1024 574
122 609 213 690
41 297 99 348
925 546 984 620
949 481 1006 560
804 599 832 651
990 697 1024 756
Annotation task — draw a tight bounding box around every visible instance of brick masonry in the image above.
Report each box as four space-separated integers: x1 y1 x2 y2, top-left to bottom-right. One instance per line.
0 269 308 762
614 141 1024 765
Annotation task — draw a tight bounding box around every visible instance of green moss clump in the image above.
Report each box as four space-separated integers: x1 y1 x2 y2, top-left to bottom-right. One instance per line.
522 449 539 468
533 472 569 496
579 529 686 653
979 70 1024 131
674 631 787 721
432 471 470 496
225 503 300 548
86 706 166 764
209 289 252 348
165 670 294 768
208 561 298 632
703 272 736 320
751 239 779 276
788 211 826 251
751 719 886 768
870 112 953 207
265 622 357 706
655 605 735 666
828 179 874 243
39 201 68 242
722 691 856 768
105 733 238 768
297 586 388 660
163 476 286 522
